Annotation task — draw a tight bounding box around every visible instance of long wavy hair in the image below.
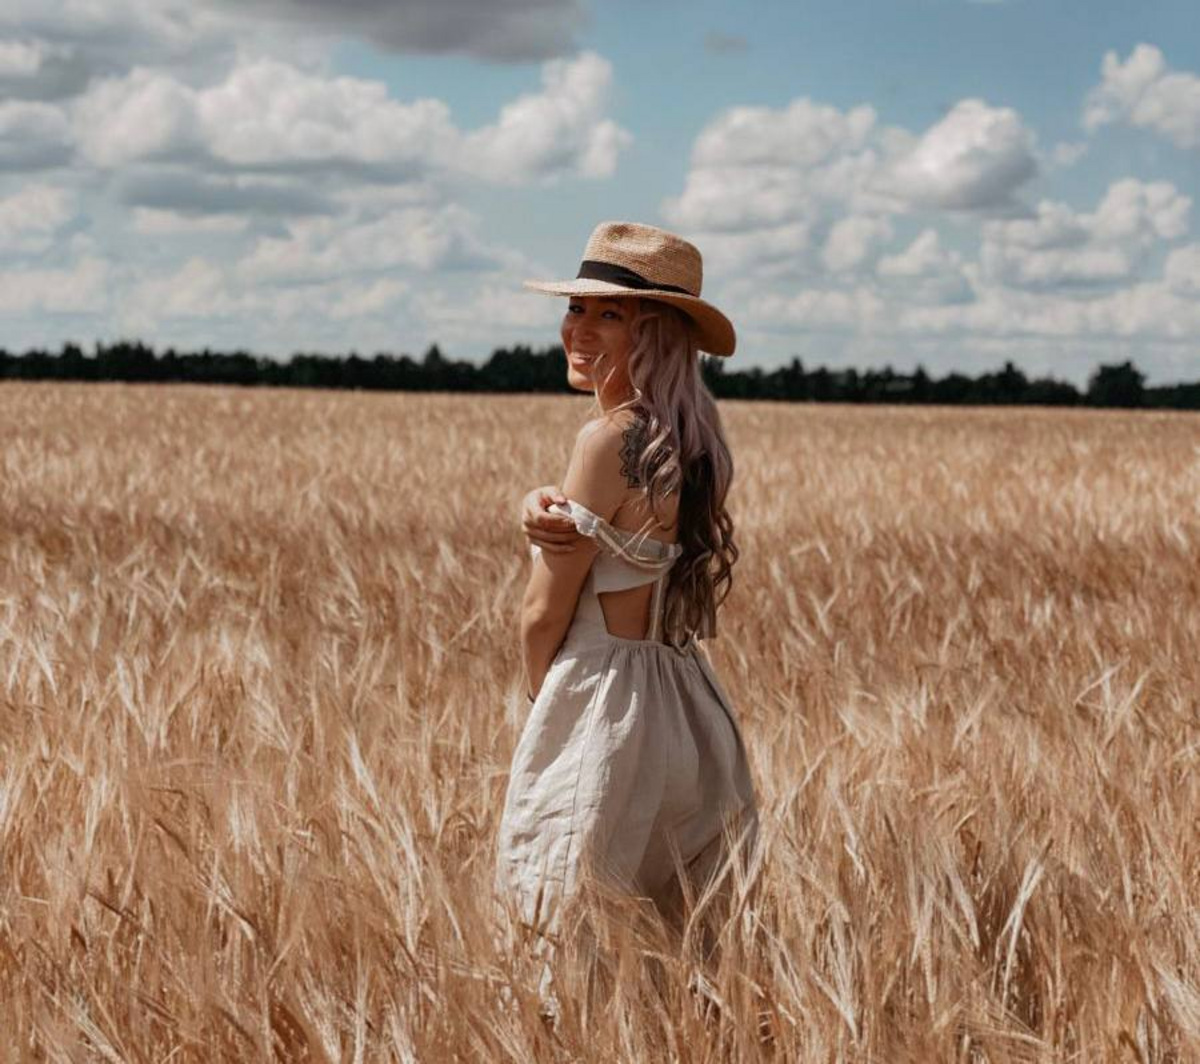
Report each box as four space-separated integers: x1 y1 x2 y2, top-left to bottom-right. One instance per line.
585 297 739 647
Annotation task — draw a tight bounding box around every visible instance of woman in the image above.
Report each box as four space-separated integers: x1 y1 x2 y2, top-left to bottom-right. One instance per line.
495 221 759 940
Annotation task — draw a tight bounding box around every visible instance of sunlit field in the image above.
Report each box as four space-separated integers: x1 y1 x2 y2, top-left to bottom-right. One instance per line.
1 381 1198 1061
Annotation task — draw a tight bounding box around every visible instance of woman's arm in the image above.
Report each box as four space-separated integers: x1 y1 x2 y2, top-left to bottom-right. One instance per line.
520 414 636 699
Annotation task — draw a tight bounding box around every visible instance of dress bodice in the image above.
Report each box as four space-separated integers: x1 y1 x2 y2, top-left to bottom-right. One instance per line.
529 499 682 594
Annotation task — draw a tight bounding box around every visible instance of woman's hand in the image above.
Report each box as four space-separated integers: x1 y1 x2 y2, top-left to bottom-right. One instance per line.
521 485 582 553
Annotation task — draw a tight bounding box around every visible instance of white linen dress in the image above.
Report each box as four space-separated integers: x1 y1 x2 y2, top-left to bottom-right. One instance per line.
495 498 759 934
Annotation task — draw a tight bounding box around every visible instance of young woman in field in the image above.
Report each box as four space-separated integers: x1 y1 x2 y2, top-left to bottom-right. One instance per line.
495 221 759 939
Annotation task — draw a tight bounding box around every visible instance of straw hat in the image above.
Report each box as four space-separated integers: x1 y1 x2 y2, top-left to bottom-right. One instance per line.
524 221 736 357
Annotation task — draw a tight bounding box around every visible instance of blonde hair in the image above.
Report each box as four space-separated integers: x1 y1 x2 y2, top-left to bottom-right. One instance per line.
586 298 739 645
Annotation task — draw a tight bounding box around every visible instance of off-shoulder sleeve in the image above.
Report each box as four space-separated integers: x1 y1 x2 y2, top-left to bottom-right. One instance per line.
546 499 681 572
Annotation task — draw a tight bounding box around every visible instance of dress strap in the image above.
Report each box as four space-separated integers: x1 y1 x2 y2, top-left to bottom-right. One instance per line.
648 572 667 643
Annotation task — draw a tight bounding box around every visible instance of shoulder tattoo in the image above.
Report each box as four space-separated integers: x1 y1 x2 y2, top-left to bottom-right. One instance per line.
618 415 648 488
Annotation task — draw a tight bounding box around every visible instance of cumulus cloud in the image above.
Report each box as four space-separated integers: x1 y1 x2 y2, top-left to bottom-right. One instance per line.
663 98 898 241
235 203 509 284
0 100 74 169
328 277 409 321
666 94 1039 242
879 99 1038 213
738 259 1200 346
124 256 236 319
0 183 76 252
822 215 895 273
876 229 974 304
1083 43 1200 150
0 0 587 116
662 92 1041 307
897 278 1200 343
0 12 629 354
878 229 958 277
1049 141 1088 169
0 3 252 102
0 254 108 314
742 285 890 333
116 255 414 337
1163 244 1200 298
0 39 47 76
461 52 629 181
0 37 89 101
664 91 1193 352
69 52 629 185
683 221 818 280
979 178 1191 289
415 280 563 343
73 68 206 168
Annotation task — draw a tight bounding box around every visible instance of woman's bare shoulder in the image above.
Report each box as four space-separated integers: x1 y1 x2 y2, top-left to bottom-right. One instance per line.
562 414 645 519
579 412 678 536
578 407 644 440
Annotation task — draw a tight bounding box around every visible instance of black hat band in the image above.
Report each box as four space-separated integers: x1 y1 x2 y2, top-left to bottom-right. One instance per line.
576 259 694 297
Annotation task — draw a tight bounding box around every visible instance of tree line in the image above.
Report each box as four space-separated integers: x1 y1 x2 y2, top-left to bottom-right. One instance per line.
1 339 1196 409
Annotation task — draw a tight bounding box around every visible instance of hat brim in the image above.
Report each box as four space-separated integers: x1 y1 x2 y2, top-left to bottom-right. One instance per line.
523 279 736 357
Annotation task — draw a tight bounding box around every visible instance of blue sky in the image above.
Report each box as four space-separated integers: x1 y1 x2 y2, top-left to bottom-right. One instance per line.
1 0 1198 385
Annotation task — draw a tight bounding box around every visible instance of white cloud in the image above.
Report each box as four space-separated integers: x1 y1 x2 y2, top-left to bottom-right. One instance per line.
1089 178 1190 242
0 0 586 113
735 264 1200 346
123 256 235 320
1049 141 1088 169
459 51 630 181
897 278 1200 342
0 255 108 314
0 39 48 77
1083 43 1200 150
685 221 818 280
0 183 75 252
875 228 974 304
73 67 204 168
1163 244 1200 298
822 215 894 273
692 167 1197 354
663 98 894 233
415 278 572 345
878 229 958 277
0 2 258 104
196 60 458 171
743 285 890 332
0 99 73 168
662 93 1039 304
235 204 508 284
879 98 1038 212
70 51 629 185
690 98 879 171
979 178 1191 289
328 277 409 321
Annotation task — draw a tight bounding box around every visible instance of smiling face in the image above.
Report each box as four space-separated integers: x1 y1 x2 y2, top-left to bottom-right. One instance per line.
561 295 636 401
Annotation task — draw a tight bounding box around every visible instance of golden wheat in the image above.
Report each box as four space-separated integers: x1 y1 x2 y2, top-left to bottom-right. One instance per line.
0 381 1197 1062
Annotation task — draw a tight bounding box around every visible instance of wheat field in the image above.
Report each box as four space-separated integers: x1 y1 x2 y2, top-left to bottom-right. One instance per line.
0 381 1197 1062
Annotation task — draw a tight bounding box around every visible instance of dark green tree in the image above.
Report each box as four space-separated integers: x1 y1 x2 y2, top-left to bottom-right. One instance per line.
1087 360 1145 408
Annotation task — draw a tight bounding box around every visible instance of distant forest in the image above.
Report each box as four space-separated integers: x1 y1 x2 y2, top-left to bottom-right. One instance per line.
2 339 1198 409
